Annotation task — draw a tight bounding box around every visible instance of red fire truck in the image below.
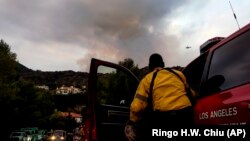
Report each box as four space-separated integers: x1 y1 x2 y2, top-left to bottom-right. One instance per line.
183 23 250 125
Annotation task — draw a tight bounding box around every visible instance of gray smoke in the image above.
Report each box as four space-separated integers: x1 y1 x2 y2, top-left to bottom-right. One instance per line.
0 0 189 71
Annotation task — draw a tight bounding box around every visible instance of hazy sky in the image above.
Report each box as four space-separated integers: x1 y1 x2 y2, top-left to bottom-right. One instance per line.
1 0 250 72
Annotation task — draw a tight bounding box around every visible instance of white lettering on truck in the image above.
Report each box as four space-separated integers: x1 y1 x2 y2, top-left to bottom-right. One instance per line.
198 107 237 120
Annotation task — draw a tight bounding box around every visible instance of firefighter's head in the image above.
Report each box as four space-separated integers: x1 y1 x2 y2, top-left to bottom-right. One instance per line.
148 53 165 71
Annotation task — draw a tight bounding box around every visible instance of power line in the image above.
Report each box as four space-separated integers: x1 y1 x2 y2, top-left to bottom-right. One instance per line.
228 0 240 30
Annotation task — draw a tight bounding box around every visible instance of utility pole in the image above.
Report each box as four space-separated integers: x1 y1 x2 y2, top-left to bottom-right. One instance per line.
229 0 240 30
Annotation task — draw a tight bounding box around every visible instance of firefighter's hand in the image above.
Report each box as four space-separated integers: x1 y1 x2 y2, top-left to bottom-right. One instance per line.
124 120 137 141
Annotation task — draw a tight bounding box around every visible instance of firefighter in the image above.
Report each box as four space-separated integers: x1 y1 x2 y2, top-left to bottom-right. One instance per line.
125 53 194 141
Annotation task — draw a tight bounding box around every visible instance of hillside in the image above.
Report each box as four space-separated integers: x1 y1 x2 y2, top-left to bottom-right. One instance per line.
16 62 183 90
17 62 88 90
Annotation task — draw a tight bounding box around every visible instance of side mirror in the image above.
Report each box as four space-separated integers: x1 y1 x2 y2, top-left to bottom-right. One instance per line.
204 75 225 95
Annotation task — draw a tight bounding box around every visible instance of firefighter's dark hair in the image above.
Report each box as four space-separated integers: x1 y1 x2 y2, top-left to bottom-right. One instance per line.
148 53 165 71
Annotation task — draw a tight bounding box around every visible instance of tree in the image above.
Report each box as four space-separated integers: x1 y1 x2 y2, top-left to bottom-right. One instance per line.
119 58 150 80
118 58 140 77
0 40 57 139
0 39 18 140
0 39 17 84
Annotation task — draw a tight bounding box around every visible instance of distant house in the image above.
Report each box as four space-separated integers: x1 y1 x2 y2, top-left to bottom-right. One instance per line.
56 85 82 95
35 85 49 90
81 85 87 94
59 112 82 123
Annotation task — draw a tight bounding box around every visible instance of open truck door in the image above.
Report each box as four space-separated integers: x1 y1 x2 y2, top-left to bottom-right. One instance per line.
84 58 139 141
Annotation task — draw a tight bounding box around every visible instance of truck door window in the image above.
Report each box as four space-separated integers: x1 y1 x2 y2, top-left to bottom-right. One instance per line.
95 65 138 141
207 30 250 91
96 65 137 107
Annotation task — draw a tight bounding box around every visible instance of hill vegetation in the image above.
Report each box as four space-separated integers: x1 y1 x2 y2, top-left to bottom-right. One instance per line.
17 63 88 90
